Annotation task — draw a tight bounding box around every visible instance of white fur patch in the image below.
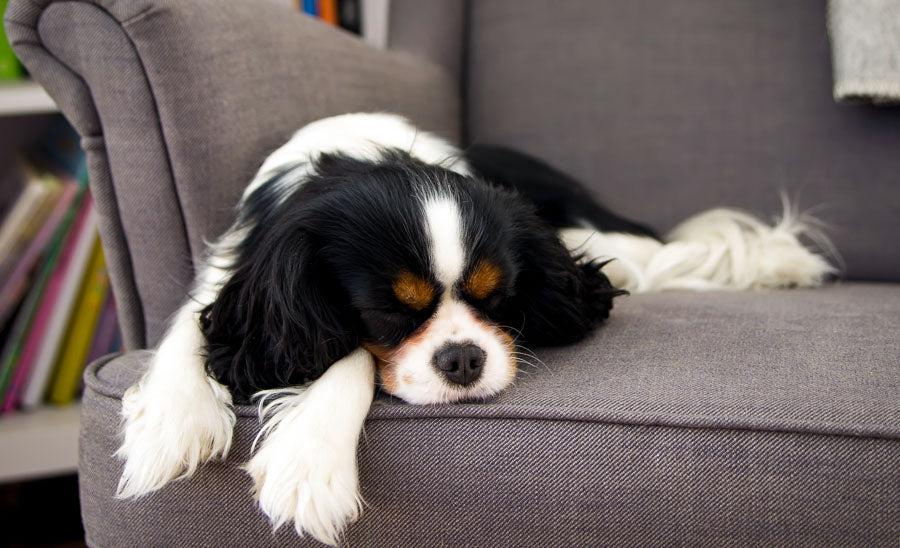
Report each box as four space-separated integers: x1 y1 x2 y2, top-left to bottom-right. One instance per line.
422 194 466 288
559 229 662 291
245 348 376 546
116 252 236 497
244 112 469 202
560 199 836 292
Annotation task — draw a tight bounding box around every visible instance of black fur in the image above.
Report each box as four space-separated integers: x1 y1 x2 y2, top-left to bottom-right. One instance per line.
465 144 660 239
201 149 628 402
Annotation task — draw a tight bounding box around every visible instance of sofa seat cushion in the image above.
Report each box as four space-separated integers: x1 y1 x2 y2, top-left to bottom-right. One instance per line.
80 283 899 546
89 283 899 436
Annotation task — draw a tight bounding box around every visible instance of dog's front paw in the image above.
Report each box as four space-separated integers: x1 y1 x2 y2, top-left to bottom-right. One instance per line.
246 435 361 546
116 374 235 498
245 400 362 546
244 351 375 545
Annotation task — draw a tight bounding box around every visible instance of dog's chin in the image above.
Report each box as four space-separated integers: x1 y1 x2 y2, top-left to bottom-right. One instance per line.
374 352 517 405
381 378 511 405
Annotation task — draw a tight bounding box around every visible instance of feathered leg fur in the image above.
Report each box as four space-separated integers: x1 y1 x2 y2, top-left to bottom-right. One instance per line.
116 239 238 497
245 348 376 545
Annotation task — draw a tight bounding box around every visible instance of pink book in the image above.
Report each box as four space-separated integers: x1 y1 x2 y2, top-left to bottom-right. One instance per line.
2 193 93 412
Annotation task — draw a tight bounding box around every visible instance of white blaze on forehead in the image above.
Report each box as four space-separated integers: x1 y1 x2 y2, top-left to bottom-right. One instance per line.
423 194 466 288
242 112 470 204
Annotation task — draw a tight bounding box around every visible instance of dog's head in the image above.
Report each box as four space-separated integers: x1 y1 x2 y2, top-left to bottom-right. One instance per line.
201 151 624 403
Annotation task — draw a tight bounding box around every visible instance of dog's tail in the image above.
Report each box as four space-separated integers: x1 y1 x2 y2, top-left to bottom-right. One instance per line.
559 196 839 293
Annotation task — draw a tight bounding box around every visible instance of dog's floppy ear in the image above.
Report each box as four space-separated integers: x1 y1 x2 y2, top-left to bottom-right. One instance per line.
509 225 626 346
199 217 356 402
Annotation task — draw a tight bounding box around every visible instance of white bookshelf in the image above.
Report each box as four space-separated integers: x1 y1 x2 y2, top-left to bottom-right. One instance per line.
1 81 77 484
0 80 59 116
0 403 80 482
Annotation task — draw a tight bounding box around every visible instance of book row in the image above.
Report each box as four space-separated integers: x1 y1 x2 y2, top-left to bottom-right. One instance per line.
0 120 121 414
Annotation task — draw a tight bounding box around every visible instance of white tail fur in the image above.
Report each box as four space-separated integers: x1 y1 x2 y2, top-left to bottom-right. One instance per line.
560 198 837 293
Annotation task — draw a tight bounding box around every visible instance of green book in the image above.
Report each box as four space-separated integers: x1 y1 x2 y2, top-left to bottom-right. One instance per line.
0 0 24 80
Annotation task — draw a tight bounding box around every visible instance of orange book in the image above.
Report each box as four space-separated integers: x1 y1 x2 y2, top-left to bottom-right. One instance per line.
318 0 338 25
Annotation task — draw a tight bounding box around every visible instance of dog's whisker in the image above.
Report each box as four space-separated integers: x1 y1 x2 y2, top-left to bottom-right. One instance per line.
511 348 550 372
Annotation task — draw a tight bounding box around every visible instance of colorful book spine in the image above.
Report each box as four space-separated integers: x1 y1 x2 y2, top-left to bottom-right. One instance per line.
14 197 97 411
1 190 87 410
0 195 76 407
0 192 87 411
47 238 109 405
0 183 77 402
0 180 46 270
0 180 77 324
318 0 339 25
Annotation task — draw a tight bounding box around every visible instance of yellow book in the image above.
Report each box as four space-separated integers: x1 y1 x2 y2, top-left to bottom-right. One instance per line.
47 237 109 405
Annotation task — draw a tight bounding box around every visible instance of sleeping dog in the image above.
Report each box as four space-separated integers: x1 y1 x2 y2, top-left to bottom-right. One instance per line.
115 113 833 544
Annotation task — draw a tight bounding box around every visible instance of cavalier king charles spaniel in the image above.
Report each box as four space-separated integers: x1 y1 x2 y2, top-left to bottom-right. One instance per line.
115 113 833 544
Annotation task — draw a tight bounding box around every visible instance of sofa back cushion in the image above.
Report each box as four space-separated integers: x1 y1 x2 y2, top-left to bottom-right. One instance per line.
464 0 900 281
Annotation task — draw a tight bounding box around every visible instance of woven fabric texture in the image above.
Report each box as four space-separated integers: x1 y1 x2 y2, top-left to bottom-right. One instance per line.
81 284 900 546
464 0 900 282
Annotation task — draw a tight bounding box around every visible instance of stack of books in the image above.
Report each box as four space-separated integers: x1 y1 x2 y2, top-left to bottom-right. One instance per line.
0 120 121 414
291 0 362 34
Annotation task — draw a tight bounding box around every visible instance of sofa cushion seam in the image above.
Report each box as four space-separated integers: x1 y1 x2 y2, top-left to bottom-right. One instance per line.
81 380 900 443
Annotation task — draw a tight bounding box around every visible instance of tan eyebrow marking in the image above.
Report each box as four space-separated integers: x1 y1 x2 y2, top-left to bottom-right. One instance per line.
392 270 435 310
464 260 502 300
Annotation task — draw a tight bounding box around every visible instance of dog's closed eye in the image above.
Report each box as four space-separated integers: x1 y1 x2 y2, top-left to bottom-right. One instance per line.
392 270 435 310
463 260 503 300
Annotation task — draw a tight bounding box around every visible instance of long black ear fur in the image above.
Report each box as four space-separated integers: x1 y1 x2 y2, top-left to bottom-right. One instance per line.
199 222 357 403
509 226 627 347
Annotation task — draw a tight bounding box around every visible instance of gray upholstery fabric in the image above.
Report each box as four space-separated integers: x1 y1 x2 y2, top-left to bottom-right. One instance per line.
5 0 460 347
389 0 466 85
465 0 900 282
80 284 900 546
81 136 146 357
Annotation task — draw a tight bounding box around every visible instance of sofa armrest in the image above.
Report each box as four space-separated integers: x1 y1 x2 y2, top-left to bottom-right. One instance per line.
5 0 460 348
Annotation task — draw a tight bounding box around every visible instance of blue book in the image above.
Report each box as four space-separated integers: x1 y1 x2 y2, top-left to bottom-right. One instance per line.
303 0 317 16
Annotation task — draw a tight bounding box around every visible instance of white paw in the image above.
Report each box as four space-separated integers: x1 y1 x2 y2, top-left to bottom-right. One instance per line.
243 349 375 545
115 372 235 498
246 424 362 545
245 420 362 546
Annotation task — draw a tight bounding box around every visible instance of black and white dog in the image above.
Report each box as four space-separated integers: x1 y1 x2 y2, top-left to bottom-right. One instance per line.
115 113 833 544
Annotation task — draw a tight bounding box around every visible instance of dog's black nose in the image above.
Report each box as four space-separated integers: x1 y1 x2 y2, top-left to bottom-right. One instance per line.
434 343 485 386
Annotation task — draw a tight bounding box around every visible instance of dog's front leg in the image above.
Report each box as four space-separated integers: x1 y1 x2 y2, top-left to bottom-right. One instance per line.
246 348 376 546
116 255 238 498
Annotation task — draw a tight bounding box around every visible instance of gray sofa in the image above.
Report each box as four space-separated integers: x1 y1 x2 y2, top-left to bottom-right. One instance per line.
6 0 899 546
